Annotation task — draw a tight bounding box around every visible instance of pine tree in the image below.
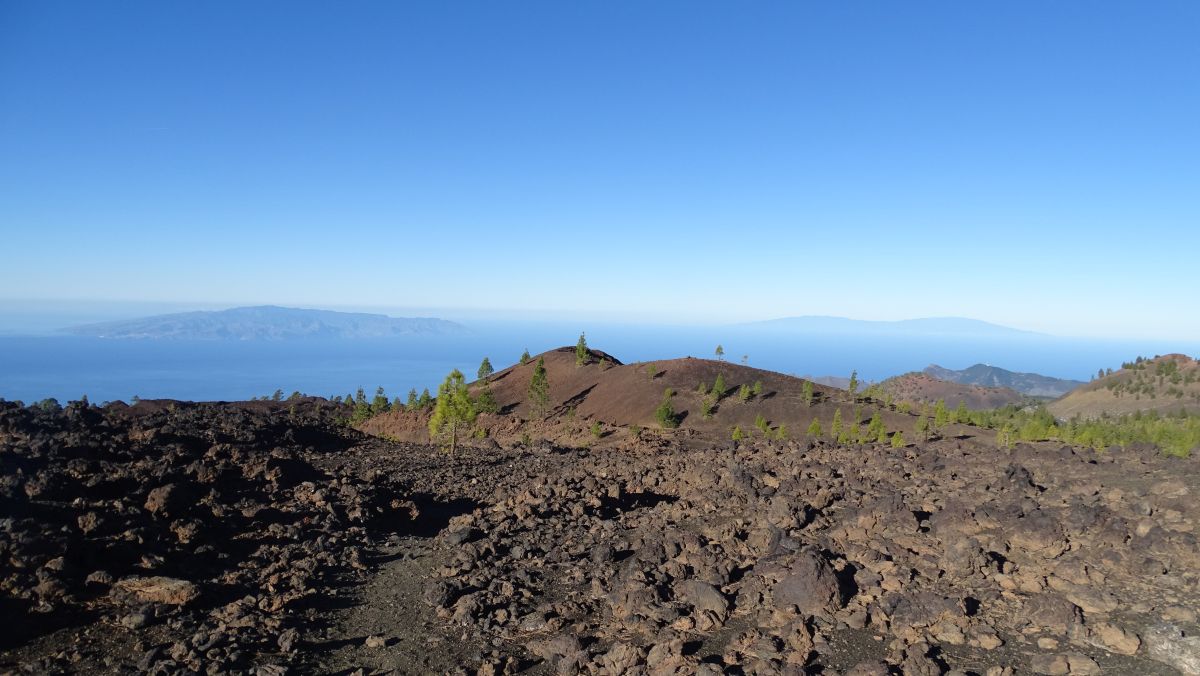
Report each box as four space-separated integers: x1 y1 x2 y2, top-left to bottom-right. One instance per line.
891 431 905 448
832 409 844 439
731 425 744 441
751 380 763 397
954 401 969 424
655 388 678 428
371 386 389 413
519 349 531 365
866 412 884 442
776 424 788 440
934 399 950 430
428 369 477 455
406 388 418 409
712 374 727 400
807 418 823 437
916 416 931 441
575 332 589 366
715 345 724 361
755 413 769 435
476 385 499 414
738 384 752 402
847 371 859 400
418 388 433 409
528 357 550 416
477 357 494 381
591 421 603 439
802 381 815 407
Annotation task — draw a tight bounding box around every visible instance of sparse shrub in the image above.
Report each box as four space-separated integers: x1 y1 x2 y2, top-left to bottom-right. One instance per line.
521 432 532 446
629 424 642 437
997 424 1014 448
591 421 603 439
775 424 788 440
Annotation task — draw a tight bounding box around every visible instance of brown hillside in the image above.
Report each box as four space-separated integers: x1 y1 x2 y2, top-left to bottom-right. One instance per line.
879 372 1026 410
359 347 971 447
1048 353 1200 419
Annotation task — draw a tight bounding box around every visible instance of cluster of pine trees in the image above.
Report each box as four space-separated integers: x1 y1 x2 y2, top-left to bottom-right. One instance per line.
960 404 1200 457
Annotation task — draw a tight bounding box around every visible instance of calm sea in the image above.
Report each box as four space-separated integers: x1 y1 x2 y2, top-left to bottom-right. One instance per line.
0 323 1193 404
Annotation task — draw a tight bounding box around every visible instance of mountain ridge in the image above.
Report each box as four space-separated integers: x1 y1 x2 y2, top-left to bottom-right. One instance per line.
924 363 1084 398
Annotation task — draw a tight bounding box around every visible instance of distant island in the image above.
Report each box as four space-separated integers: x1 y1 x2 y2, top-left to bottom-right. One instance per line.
742 315 1042 337
65 305 466 340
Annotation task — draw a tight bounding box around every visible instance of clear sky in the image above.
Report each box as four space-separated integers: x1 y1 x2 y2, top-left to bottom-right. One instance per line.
1 2 1197 339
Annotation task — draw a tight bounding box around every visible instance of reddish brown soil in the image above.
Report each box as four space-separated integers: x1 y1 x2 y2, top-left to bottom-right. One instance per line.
880 373 1028 410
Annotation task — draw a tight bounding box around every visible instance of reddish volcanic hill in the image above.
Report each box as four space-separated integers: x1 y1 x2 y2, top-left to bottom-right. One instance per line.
359 346 978 447
879 372 1027 410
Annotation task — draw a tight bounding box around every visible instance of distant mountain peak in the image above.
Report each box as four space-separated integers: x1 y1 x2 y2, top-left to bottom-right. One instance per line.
66 305 465 340
923 363 1084 398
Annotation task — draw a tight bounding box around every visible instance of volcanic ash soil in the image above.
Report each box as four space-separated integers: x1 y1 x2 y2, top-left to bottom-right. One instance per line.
3 399 1200 675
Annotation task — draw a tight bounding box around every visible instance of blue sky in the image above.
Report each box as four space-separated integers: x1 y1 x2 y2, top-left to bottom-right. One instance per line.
1 2 1197 339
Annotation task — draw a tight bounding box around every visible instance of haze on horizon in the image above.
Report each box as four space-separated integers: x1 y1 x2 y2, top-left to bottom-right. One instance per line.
2 2 1197 341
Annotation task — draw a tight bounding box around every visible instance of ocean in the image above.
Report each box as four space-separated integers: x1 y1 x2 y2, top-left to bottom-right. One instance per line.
0 323 1194 404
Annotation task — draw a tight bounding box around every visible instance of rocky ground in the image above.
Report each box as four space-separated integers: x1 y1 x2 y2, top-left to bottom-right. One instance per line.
2 397 1200 675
